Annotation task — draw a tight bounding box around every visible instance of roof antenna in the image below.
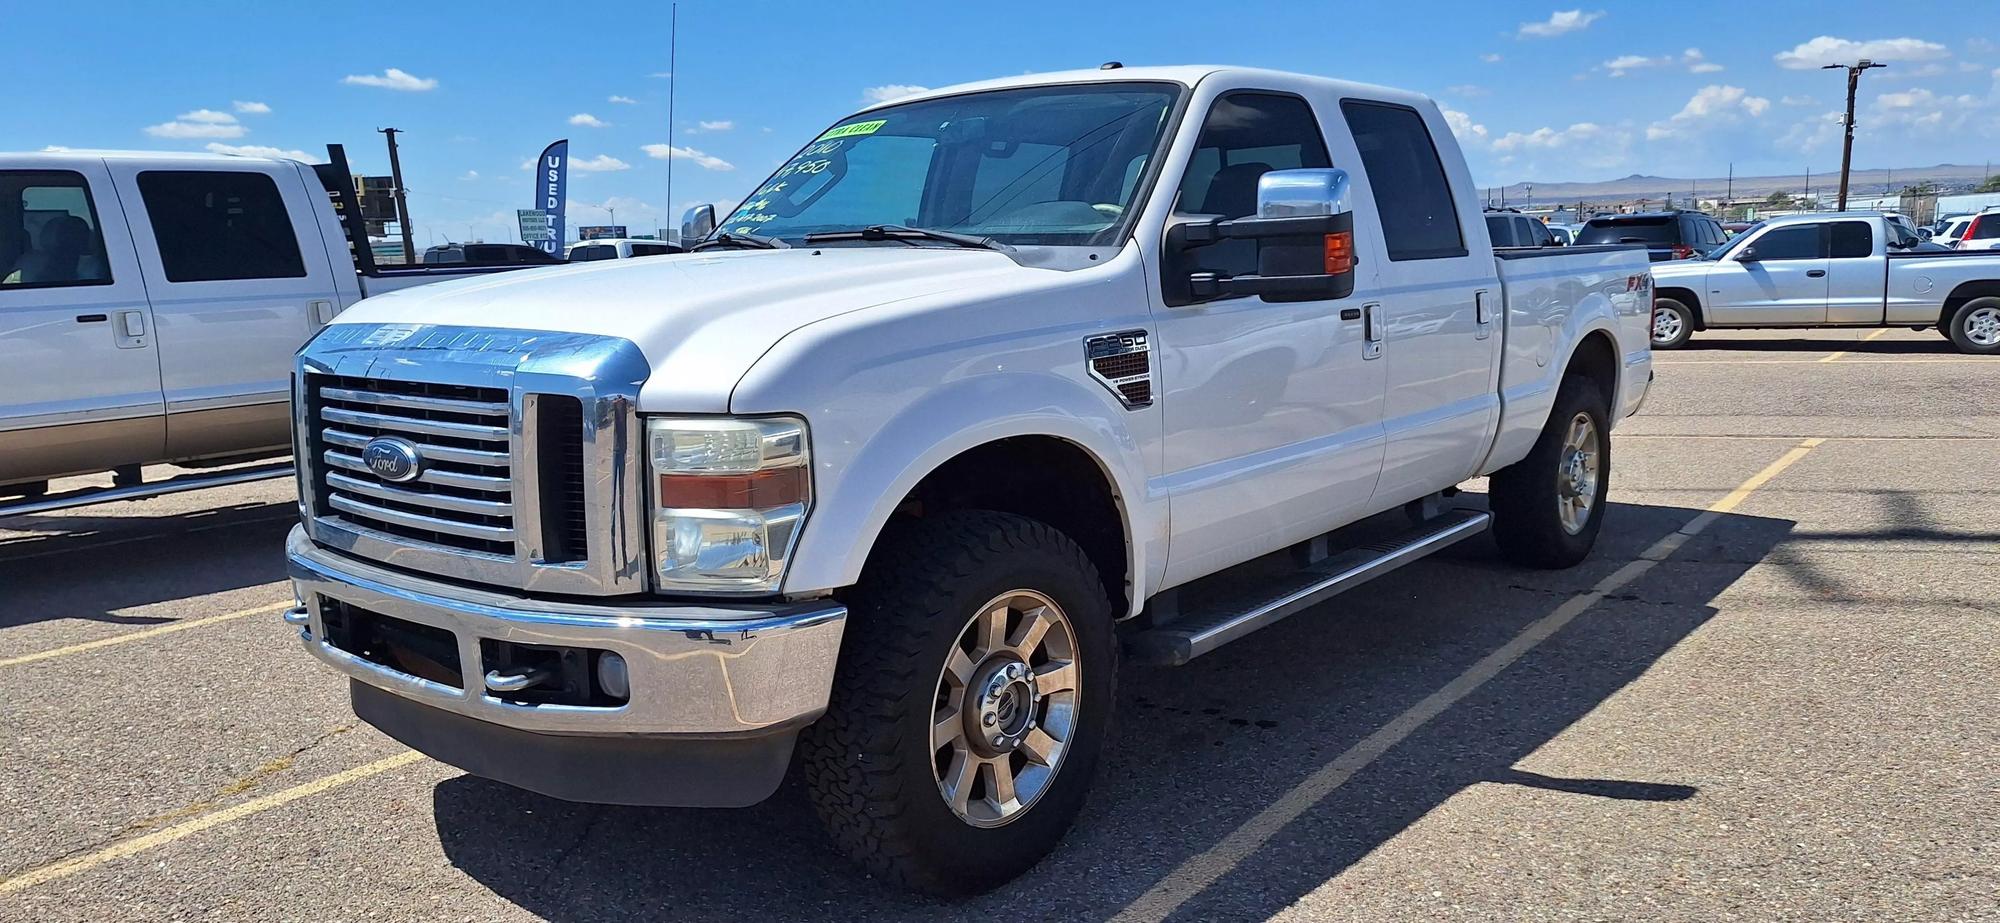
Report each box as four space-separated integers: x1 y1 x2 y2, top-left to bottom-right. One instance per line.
1100 61 1123 70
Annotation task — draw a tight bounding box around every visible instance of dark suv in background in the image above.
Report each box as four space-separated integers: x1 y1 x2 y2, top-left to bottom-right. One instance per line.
1575 211 1727 261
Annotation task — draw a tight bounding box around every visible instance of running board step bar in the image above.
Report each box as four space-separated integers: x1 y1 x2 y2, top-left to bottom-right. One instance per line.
0 462 293 518
1127 509 1491 666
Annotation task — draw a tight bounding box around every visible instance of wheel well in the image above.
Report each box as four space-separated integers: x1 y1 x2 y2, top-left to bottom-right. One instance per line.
886 436 1129 612
1564 330 1619 413
1655 286 1706 329
1939 280 2000 328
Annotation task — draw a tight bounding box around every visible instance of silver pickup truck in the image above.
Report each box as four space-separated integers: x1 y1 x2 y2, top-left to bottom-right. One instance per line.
1648 212 2000 354
0 147 538 505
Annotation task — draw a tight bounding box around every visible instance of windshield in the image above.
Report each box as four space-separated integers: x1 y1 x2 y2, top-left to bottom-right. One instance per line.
1576 217 1676 246
716 82 1182 247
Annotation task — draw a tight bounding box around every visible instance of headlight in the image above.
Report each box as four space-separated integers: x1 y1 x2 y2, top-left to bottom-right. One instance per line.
646 417 810 594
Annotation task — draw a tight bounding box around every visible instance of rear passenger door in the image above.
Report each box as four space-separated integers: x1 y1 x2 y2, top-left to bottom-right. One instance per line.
1338 98 1500 510
0 162 165 484
1705 223 1827 325
108 163 343 460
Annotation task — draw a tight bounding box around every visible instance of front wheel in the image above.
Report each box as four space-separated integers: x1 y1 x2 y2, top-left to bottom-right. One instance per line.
799 510 1116 896
1651 298 1694 349
1945 297 2000 355
1489 374 1611 568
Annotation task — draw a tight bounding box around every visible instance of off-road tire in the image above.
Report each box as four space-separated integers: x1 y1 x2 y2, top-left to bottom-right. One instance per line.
1490 374 1611 568
798 510 1116 896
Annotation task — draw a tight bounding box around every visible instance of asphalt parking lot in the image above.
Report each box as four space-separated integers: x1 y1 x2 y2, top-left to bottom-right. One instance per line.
2 327 1995 922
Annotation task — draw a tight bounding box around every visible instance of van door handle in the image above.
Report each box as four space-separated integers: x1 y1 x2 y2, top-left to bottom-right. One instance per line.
1806 270 1826 278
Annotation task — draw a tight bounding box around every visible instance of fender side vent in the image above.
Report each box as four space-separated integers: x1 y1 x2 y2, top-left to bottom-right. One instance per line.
1086 330 1153 409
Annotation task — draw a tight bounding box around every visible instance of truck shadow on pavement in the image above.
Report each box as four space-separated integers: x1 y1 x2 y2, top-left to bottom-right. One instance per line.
430 497 1793 922
1680 337 1952 355
0 502 293 627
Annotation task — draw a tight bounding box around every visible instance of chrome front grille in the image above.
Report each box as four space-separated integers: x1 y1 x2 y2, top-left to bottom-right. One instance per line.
313 377 517 557
295 323 651 597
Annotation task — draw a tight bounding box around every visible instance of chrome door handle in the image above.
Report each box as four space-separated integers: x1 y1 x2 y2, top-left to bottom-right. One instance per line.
1362 303 1384 360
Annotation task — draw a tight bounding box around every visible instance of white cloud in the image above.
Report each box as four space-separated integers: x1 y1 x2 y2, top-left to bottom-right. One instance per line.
569 113 611 128
342 68 438 92
1445 84 1490 98
1646 85 1771 140
1442 109 1489 144
42 145 72 152
697 120 734 131
1602 49 1721 77
203 142 323 163
570 154 632 172
862 84 930 104
1518 10 1603 39
1480 53 1504 63
608 95 638 104
1868 87 1988 133
1781 95 1818 106
178 109 238 124
1773 36 1949 70
1491 122 1608 152
648 71 673 79
460 170 479 180
1778 111 1846 152
232 100 271 114
145 113 246 139
641 143 734 171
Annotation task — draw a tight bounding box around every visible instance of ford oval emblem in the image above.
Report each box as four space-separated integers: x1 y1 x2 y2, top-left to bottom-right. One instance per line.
362 436 423 483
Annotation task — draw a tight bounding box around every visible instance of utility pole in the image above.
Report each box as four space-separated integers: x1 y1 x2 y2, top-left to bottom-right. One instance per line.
1823 59 1886 211
1726 163 1733 204
665 2 678 222
378 128 416 264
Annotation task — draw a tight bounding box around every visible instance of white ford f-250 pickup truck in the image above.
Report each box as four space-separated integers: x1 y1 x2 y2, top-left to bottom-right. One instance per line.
284 66 1653 894
1648 212 2000 354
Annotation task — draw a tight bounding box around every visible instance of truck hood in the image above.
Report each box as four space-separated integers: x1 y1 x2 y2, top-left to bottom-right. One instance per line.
336 247 1038 411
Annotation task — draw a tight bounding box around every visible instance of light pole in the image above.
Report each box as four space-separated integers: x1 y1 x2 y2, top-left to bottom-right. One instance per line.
1822 59 1886 211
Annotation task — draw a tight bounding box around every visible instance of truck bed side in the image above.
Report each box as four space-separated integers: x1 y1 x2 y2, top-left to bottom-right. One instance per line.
1481 246 1653 475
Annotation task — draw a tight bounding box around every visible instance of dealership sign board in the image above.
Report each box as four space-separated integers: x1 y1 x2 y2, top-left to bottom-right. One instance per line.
517 209 552 242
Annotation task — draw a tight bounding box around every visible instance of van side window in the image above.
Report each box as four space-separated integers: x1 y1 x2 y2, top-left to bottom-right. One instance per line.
1340 100 1467 261
0 170 113 289
137 171 307 283
1173 92 1331 279
1829 221 1873 258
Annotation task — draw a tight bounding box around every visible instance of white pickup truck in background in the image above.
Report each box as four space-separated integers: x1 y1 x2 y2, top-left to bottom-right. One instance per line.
1649 212 2000 354
282 66 1653 894
0 147 546 506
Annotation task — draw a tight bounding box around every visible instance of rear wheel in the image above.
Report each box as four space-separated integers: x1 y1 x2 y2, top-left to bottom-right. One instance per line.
799 510 1116 896
1945 297 2000 355
1651 298 1694 349
1490 374 1611 569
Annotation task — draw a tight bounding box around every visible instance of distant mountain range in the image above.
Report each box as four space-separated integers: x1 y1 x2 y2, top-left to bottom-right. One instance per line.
1493 164 1995 206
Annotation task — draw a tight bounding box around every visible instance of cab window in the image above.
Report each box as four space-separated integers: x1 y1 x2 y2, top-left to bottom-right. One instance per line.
138 171 306 282
0 170 113 289
1829 221 1873 258
1746 225 1821 260
1174 92 1332 278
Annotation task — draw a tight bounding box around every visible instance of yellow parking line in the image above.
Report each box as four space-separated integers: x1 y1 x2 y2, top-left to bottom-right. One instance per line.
0 751 427 895
1111 438 1825 923
0 599 291 668
1818 328 1891 363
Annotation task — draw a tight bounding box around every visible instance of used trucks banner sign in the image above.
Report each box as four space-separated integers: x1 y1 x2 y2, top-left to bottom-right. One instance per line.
533 139 568 255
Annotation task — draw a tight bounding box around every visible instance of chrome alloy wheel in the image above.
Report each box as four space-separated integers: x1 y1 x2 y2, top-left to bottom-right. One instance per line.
1652 306 1684 345
930 589 1080 828
1965 306 2000 347
1556 412 1602 535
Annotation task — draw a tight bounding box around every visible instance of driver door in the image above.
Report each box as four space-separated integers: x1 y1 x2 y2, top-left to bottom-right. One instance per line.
1151 91 1385 587
1705 222 1827 325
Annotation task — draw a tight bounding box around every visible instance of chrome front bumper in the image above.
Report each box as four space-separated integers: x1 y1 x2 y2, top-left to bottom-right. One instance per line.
286 526 847 738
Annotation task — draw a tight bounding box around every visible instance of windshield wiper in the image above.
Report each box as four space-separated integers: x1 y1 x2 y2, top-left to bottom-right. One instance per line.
802 225 1010 252
688 232 789 252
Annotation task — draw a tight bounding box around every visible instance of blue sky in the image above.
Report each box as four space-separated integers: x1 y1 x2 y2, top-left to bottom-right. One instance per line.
9 1 1995 245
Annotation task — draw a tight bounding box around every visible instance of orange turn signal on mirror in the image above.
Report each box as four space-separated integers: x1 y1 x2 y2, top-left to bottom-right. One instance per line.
1324 231 1354 275
656 467 809 509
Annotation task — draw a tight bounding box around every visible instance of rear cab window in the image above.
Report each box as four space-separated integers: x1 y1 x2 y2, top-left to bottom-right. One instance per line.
0 170 113 289
136 171 306 282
